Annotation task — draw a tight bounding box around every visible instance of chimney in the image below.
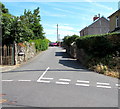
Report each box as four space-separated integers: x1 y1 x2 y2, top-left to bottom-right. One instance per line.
93 15 99 22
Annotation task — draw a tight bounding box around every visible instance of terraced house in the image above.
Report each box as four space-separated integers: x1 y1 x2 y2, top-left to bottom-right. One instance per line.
79 15 110 36
108 1 120 33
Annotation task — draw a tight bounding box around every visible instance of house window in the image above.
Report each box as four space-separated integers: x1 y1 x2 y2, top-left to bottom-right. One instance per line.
116 16 119 28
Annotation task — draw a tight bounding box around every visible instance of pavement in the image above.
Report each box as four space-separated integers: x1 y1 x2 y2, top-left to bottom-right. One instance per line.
1 47 119 108
0 65 20 73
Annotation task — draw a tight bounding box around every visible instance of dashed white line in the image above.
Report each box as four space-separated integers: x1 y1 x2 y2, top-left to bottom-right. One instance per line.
2 80 13 82
116 84 120 87
56 81 69 85
38 80 50 83
59 79 71 82
18 80 32 82
37 67 50 82
76 83 90 87
97 82 110 85
116 84 120 89
97 85 111 89
77 80 89 83
42 77 53 80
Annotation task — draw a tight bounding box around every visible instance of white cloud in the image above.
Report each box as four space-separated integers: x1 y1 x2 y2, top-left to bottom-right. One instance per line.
44 29 56 35
53 25 74 31
54 8 74 14
41 10 66 17
93 2 113 10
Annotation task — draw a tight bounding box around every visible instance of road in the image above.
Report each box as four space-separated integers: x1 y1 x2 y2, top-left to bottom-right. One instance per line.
1 47 119 108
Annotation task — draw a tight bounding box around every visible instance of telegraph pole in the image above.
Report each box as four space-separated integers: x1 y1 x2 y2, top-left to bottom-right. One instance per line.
57 24 58 42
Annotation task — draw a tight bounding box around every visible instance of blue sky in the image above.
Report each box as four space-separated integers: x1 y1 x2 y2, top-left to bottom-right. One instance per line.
3 1 119 42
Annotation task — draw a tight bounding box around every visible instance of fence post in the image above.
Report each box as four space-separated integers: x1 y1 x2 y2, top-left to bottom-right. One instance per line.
11 44 15 65
3 45 7 65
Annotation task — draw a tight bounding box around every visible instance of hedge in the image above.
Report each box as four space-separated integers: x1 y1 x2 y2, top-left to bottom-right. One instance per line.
29 39 49 51
75 32 120 57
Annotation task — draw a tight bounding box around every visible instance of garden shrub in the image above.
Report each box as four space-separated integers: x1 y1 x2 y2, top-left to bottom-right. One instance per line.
29 39 49 51
76 32 120 58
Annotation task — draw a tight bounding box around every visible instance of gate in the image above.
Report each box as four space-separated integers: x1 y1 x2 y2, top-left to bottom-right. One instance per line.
0 44 15 65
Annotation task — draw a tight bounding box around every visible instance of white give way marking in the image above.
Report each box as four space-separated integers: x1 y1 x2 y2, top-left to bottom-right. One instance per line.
37 67 53 83
2 67 119 89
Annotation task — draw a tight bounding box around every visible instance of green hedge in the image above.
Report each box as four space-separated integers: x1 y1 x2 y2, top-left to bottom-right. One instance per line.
29 39 49 51
76 32 120 57
63 35 79 46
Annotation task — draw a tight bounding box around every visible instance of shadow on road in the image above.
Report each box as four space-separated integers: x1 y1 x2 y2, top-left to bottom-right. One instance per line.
2 69 86 73
55 51 71 58
55 51 85 69
59 59 83 69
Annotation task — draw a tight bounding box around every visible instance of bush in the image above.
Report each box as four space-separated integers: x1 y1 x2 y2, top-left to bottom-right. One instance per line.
63 35 79 46
29 39 49 51
76 32 120 57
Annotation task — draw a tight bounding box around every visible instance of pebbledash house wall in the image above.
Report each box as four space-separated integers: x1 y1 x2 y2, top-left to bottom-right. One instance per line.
80 17 110 36
108 9 120 32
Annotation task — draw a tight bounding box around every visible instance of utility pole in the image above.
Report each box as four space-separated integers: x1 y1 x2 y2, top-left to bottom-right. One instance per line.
57 24 58 42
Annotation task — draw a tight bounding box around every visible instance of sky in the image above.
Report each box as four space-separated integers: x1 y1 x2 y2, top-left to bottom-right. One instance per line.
2 1 120 42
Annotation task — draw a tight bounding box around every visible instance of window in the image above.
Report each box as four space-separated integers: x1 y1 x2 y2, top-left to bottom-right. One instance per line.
116 16 119 28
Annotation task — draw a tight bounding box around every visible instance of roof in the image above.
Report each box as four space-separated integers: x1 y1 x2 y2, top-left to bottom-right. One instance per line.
79 16 109 32
88 16 109 27
108 9 120 18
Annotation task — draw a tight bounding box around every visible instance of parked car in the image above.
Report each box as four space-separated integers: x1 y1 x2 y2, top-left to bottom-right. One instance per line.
49 42 58 46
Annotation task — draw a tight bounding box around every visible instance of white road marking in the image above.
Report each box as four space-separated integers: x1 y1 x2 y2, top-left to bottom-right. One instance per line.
77 80 89 83
76 83 89 87
42 77 53 80
97 85 111 89
18 80 31 82
116 84 120 87
97 82 110 85
59 79 71 82
38 80 50 83
37 67 50 82
56 81 69 85
2 80 13 82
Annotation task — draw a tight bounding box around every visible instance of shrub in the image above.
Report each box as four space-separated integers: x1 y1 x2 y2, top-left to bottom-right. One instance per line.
63 35 79 46
76 32 120 57
29 39 49 51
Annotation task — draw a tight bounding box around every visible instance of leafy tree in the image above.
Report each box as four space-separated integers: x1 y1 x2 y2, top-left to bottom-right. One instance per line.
1 2 14 45
32 7 45 39
1 2 45 45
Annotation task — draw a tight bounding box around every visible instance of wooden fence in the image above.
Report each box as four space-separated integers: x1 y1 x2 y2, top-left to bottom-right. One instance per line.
0 45 15 65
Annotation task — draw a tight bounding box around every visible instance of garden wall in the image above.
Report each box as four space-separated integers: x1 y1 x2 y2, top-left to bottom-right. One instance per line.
15 42 36 64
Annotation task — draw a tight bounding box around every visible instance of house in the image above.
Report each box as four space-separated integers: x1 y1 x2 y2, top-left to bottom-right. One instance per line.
108 3 120 33
80 16 110 36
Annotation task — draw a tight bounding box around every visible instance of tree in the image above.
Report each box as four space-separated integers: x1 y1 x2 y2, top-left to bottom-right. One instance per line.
32 7 45 39
1 2 45 45
1 2 14 45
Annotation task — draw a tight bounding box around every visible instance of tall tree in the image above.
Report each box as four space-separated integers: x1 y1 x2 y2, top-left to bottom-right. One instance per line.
1 2 14 45
1 2 45 44
32 7 45 39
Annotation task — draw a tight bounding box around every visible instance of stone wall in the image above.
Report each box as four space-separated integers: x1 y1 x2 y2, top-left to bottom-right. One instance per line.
15 42 36 65
65 44 88 65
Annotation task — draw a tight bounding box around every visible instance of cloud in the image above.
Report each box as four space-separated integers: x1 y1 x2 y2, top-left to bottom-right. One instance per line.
43 23 79 41
53 25 74 31
85 1 113 10
54 8 74 14
41 10 66 17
